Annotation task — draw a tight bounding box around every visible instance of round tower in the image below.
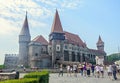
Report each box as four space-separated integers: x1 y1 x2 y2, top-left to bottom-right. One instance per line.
19 12 31 67
96 35 104 51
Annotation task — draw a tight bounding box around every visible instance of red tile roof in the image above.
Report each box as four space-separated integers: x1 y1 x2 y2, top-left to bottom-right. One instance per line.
64 31 86 47
51 10 63 33
89 49 106 55
32 35 48 45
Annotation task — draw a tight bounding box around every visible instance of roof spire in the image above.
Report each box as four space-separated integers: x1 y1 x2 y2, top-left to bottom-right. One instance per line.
99 35 102 41
25 11 27 18
19 11 30 36
26 11 27 15
97 35 103 44
51 9 63 33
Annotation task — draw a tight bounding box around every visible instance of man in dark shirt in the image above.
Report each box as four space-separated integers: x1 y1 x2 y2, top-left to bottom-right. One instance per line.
112 63 117 80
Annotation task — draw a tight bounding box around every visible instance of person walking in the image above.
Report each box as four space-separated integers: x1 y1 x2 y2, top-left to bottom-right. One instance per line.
69 65 73 76
95 64 101 78
100 65 104 78
80 65 83 76
73 64 77 77
78 64 83 76
58 64 63 77
86 63 91 77
112 63 117 80
107 65 112 80
66 64 70 76
91 64 95 76
83 64 87 77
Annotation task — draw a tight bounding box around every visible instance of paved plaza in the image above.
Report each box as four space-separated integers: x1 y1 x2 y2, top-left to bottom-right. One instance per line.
49 72 120 83
19 71 120 83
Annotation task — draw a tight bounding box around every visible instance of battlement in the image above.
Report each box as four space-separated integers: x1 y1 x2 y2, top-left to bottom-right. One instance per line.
4 54 19 69
5 54 18 57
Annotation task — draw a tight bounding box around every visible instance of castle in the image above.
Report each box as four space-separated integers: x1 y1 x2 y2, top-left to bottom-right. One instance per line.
4 10 106 68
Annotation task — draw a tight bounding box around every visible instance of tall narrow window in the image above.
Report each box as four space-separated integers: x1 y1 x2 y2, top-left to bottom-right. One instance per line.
56 45 60 51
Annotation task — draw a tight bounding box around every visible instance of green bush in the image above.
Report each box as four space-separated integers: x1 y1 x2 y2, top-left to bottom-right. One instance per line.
0 70 49 83
24 70 49 83
0 78 38 83
0 65 5 69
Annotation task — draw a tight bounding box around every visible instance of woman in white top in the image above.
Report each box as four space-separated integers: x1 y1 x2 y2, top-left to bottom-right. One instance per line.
66 65 70 76
107 65 112 79
95 65 101 78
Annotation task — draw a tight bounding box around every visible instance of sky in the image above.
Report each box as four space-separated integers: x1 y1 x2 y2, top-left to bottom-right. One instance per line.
0 0 120 65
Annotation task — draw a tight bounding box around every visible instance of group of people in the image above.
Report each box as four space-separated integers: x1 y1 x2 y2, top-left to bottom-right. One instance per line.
107 63 120 80
58 62 120 80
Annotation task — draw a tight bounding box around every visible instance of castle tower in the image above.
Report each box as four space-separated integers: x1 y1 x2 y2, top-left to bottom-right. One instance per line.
96 35 104 51
49 10 65 67
19 12 31 67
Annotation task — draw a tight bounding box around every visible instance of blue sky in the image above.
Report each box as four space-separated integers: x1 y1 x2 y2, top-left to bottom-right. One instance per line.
0 0 120 64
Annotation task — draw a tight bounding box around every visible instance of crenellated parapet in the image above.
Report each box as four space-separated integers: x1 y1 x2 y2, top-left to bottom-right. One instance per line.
4 54 18 69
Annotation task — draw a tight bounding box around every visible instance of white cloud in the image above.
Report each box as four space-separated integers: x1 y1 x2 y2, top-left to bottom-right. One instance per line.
0 0 82 64
29 19 48 28
62 0 83 9
0 18 19 35
39 0 58 7
0 0 83 31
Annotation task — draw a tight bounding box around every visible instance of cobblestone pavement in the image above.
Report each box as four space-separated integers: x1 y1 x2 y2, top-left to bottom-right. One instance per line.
49 72 120 83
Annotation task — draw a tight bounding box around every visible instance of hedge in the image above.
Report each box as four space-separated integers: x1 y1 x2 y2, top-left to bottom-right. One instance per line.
0 78 38 83
0 70 49 83
24 70 49 83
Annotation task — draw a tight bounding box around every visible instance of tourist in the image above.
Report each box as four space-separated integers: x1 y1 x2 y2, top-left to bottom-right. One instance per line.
66 64 70 76
107 65 112 80
73 64 77 77
95 64 101 78
86 63 91 77
91 64 95 76
100 65 104 78
58 64 63 77
83 64 87 77
78 64 83 76
80 64 83 76
112 63 117 80
69 65 73 76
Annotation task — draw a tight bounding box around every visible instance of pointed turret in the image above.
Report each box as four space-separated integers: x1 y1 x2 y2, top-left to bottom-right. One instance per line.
19 12 31 67
49 10 65 41
96 35 104 51
51 10 63 33
20 11 30 36
49 10 65 67
97 35 104 44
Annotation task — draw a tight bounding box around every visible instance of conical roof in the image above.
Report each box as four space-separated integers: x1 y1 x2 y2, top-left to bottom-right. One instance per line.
20 12 30 36
51 10 63 33
97 35 104 44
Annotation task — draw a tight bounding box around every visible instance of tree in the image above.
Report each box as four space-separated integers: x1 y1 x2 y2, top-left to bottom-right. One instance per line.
107 53 120 62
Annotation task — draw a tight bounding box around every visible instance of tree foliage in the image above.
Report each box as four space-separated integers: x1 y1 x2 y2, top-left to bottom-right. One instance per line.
107 53 120 62
0 65 5 69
